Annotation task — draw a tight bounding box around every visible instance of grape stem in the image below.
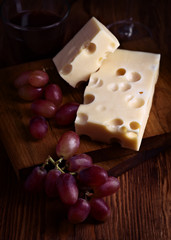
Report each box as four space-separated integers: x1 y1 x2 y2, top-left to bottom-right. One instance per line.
47 155 65 174
40 157 49 170
43 155 76 175
69 171 77 176
85 191 93 198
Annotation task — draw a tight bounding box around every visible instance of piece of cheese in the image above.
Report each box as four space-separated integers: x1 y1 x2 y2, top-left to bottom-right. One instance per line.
75 49 161 151
53 17 119 87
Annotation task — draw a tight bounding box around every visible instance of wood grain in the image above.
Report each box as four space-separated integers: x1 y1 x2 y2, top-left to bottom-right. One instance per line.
0 0 171 240
0 52 170 177
0 139 170 240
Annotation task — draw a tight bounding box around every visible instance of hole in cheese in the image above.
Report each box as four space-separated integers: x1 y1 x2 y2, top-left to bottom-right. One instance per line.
104 51 111 59
84 94 95 104
76 113 88 125
120 126 127 133
128 72 141 82
105 118 124 132
61 64 72 75
89 78 103 88
113 118 124 126
126 132 137 139
110 42 115 49
116 68 126 76
130 121 140 130
107 42 116 52
120 82 131 91
83 42 96 54
99 57 103 62
96 105 106 111
128 97 145 108
107 83 118 92
125 94 134 102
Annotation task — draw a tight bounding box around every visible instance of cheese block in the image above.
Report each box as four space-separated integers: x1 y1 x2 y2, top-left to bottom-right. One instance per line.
75 49 161 151
53 17 119 87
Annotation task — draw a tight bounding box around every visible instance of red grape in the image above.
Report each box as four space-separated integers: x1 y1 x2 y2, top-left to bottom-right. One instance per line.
31 99 57 118
44 84 63 107
78 165 108 187
24 166 47 192
29 116 48 139
67 198 90 224
90 198 110 221
55 102 79 126
67 154 93 172
45 169 61 198
56 173 79 205
94 176 120 198
14 71 31 88
28 70 49 87
18 85 43 101
56 131 80 160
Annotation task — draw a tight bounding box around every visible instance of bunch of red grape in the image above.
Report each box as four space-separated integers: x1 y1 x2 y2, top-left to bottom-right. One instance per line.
14 70 79 139
25 131 120 224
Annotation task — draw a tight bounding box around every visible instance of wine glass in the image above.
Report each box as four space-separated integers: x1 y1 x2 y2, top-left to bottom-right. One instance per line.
107 0 152 42
83 0 152 43
0 0 70 65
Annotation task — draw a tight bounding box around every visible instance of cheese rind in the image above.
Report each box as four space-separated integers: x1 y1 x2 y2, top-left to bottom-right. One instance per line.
75 49 161 151
52 17 119 87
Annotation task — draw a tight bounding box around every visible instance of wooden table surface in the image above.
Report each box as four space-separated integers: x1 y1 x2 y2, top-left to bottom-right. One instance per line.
0 0 171 239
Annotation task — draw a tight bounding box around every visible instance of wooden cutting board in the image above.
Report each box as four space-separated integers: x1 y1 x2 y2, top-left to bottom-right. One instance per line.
0 46 170 177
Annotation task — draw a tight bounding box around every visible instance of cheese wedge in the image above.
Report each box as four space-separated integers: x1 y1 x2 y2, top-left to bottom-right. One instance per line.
53 17 119 87
75 49 161 151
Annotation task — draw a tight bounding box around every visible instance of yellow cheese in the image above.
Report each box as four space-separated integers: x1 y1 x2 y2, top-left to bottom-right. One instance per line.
75 49 161 151
53 17 119 87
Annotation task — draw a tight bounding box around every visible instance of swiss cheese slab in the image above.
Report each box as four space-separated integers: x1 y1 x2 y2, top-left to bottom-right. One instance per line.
53 17 119 87
75 49 161 151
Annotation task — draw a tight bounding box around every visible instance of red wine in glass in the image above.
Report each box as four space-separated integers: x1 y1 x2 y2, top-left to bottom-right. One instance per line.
1 0 70 65
10 10 62 28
